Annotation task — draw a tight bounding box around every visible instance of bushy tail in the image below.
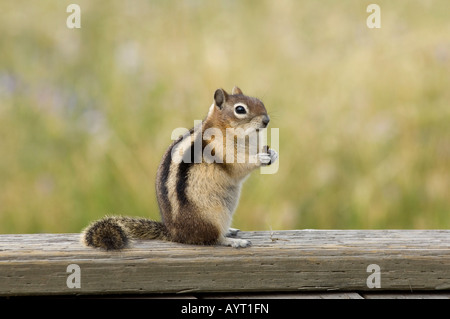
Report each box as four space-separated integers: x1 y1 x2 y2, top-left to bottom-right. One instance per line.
81 216 168 250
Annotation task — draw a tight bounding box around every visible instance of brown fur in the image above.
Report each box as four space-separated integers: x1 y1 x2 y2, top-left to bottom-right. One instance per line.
81 87 275 249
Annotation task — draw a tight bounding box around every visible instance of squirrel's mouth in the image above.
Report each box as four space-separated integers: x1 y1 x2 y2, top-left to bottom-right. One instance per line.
241 118 269 135
255 125 268 132
256 123 269 131
255 115 270 131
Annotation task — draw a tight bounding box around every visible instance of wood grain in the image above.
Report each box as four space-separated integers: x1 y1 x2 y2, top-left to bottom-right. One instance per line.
0 230 449 296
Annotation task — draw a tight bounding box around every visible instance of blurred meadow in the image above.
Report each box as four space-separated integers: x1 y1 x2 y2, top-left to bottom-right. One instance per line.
0 1 449 234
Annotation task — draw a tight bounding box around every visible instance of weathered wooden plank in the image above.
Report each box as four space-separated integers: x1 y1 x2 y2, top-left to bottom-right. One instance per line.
201 292 365 299
362 293 450 299
0 230 449 296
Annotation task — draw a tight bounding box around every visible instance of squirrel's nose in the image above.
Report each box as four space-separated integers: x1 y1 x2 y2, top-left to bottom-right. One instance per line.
262 115 270 127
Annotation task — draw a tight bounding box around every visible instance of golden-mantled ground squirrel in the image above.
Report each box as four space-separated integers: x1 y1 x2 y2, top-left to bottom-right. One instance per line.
82 87 278 249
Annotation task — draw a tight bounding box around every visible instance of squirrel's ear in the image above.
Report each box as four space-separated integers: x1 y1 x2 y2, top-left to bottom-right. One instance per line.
214 88 228 109
231 86 243 95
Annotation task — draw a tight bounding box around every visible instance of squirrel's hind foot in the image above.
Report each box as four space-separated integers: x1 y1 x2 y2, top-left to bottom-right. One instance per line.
219 237 252 248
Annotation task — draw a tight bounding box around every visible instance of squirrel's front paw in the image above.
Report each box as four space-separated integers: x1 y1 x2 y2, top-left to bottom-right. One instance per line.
258 147 278 166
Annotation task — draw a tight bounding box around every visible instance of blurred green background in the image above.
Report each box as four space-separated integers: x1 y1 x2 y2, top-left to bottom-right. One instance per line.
0 1 449 234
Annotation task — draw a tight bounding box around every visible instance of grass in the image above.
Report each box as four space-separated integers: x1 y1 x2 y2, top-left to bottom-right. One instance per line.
0 1 449 234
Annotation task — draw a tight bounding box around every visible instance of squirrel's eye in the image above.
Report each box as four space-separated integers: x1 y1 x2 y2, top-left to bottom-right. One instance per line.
235 105 247 115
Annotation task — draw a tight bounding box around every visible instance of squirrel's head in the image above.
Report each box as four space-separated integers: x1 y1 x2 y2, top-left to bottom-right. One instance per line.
208 87 270 133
